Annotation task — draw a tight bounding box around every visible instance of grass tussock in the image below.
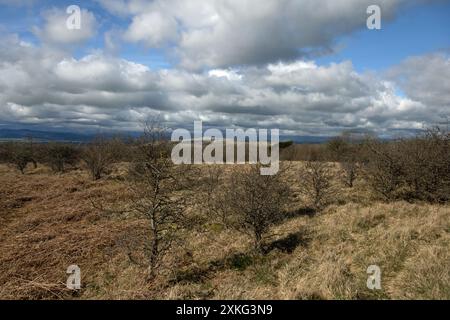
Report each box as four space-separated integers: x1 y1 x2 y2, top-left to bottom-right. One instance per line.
0 162 449 300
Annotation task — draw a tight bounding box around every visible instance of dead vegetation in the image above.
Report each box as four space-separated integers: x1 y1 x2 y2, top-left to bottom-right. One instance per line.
81 136 125 181
0 129 449 300
123 126 194 280
363 129 450 202
224 164 292 251
298 161 337 210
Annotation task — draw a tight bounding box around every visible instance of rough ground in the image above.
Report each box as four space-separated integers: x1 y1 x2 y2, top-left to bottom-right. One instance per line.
0 163 449 300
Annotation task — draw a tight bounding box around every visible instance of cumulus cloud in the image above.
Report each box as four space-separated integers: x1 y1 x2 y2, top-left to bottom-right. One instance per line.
124 11 179 47
0 0 447 136
94 0 149 17
388 53 450 110
33 7 97 45
96 0 408 70
1 34 447 135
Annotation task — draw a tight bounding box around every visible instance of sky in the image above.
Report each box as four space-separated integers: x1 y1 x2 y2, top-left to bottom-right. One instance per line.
0 0 449 137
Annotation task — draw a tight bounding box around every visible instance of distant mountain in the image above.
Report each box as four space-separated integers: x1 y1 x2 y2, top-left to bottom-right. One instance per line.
281 135 334 144
0 128 335 144
0 129 93 142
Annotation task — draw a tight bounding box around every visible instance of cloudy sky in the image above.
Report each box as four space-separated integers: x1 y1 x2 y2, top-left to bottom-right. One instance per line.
0 0 449 137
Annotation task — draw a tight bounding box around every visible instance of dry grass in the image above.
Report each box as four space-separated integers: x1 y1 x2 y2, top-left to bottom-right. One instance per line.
0 162 449 300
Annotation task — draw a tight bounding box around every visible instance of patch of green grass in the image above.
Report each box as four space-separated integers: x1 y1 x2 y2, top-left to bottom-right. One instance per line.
228 253 254 271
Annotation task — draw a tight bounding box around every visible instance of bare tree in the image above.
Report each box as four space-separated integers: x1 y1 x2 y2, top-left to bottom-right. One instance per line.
126 122 192 279
327 133 362 188
326 136 349 162
225 164 291 251
81 136 119 180
201 165 235 228
363 128 450 202
299 161 337 210
341 160 359 188
44 143 79 173
3 142 37 174
403 128 449 202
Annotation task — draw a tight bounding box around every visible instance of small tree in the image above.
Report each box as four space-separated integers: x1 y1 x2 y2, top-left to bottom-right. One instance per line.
126 123 191 279
400 129 449 202
0 144 8 164
45 143 79 173
362 138 405 200
363 128 449 202
12 152 30 174
340 145 361 188
3 142 37 174
226 164 291 251
341 160 359 188
299 161 337 210
202 165 235 228
327 133 362 188
81 136 118 180
327 136 349 162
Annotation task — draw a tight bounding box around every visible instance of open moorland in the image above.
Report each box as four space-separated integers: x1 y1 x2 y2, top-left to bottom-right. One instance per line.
0 131 449 300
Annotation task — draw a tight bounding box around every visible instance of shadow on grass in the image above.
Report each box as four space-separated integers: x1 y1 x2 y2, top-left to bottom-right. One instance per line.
263 230 310 254
170 252 255 284
171 230 310 285
170 265 212 284
284 207 317 219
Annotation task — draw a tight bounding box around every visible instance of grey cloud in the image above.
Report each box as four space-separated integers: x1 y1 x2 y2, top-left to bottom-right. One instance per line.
0 35 447 136
33 7 98 45
388 53 450 111
97 0 411 70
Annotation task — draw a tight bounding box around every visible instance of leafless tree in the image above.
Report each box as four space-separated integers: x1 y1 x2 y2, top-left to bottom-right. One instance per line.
126 122 192 279
298 161 337 210
361 138 405 200
362 128 449 202
201 165 235 228
225 164 291 251
81 136 120 180
341 160 359 188
44 143 79 173
327 133 362 188
2 142 37 174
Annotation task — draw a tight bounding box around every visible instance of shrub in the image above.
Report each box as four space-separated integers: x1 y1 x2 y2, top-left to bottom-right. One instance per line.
0 143 9 163
362 128 449 203
399 129 449 202
44 143 79 173
225 164 291 251
327 134 363 188
1 142 37 174
81 136 120 180
280 144 327 161
341 161 359 188
362 139 405 200
299 161 337 210
202 165 234 227
326 136 350 162
126 123 192 279
279 140 294 149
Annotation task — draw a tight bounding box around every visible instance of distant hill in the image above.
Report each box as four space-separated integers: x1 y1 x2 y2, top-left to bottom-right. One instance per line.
0 128 335 144
0 129 93 142
281 135 333 144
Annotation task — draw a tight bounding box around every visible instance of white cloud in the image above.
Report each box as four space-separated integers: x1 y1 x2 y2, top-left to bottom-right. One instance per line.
97 0 409 70
94 0 149 17
1 35 447 135
124 11 179 47
388 53 450 109
33 7 97 45
208 69 242 81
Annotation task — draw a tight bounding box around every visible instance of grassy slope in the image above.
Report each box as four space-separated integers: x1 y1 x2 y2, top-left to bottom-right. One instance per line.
0 163 449 300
